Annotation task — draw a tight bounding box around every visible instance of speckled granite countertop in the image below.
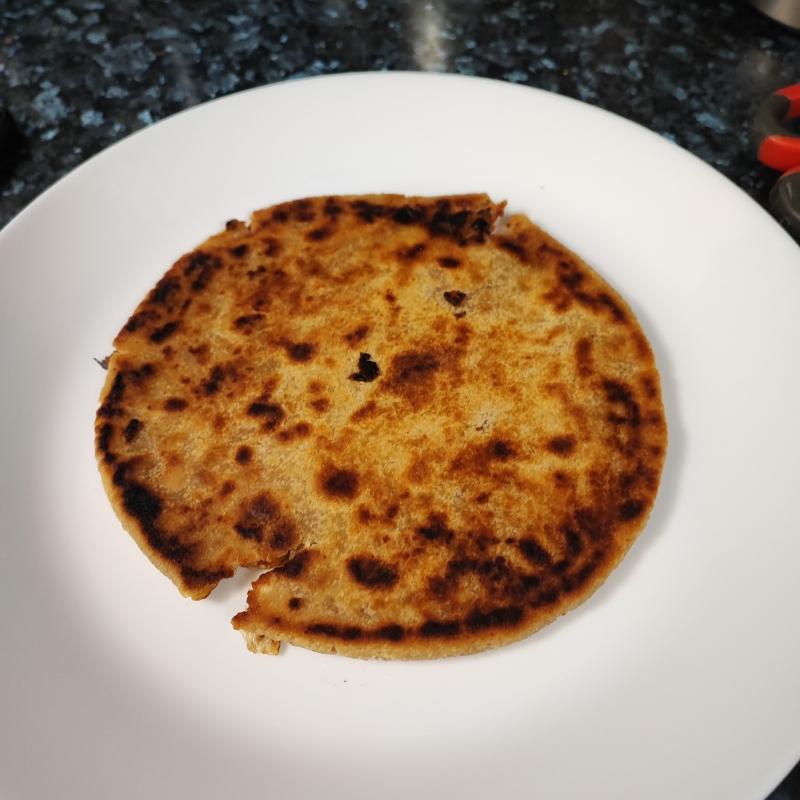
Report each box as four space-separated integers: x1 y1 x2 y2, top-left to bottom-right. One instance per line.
1 0 799 796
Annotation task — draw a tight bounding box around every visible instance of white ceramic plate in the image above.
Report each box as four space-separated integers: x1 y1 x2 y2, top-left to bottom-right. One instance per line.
1 72 799 800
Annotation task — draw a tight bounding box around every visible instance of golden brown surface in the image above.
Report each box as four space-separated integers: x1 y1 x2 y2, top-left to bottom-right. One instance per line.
95 194 666 658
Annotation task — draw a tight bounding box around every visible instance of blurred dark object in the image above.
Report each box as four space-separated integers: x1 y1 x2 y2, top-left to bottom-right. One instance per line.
752 84 800 239
0 107 25 179
748 0 800 30
769 169 800 238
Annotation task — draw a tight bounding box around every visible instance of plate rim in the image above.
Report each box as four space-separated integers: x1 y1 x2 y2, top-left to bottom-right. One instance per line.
0 71 793 250
1 70 798 800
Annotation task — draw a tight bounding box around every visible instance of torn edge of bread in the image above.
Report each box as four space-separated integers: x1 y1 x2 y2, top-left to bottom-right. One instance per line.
242 630 281 655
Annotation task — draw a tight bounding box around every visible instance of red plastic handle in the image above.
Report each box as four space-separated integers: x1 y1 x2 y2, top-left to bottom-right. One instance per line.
759 135 800 173
776 85 800 120
754 84 800 171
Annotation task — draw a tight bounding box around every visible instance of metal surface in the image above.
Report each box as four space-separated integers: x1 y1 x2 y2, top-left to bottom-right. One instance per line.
749 0 800 30
770 172 800 238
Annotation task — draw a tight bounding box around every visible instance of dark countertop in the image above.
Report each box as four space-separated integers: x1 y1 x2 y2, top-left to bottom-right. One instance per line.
1 1 798 796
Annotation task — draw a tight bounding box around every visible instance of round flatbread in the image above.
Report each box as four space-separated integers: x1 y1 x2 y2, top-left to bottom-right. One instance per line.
95 194 666 659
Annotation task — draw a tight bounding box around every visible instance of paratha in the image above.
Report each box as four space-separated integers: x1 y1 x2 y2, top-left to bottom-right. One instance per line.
95 194 666 659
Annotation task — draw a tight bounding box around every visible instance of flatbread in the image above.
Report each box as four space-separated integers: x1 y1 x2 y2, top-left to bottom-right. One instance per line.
95 194 666 659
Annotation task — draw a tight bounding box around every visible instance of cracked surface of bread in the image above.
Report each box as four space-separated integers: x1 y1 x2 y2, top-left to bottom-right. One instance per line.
95 194 666 658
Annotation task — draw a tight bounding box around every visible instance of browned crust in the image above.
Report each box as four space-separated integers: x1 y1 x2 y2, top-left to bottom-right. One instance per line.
231 505 658 660
95 194 666 657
